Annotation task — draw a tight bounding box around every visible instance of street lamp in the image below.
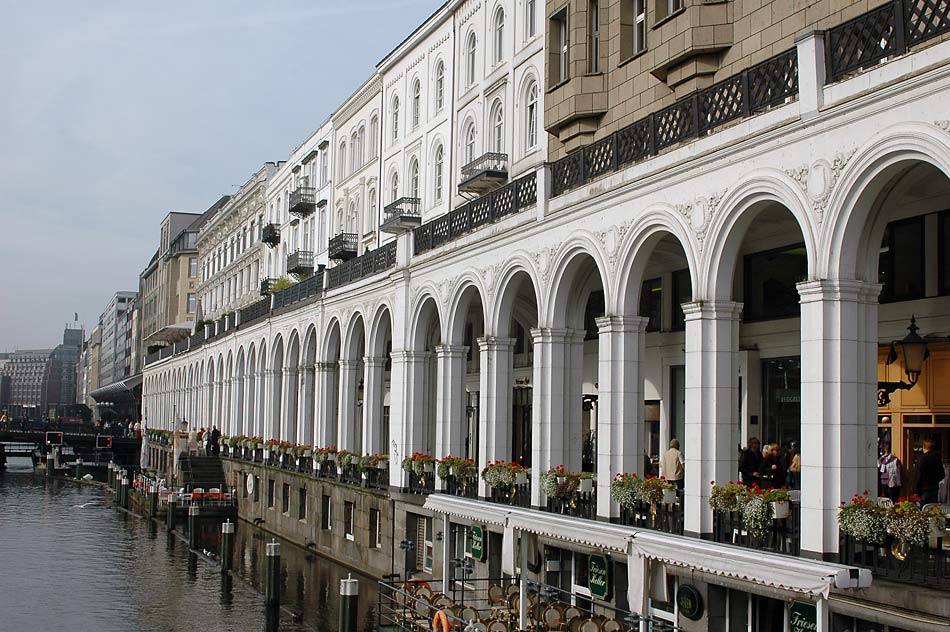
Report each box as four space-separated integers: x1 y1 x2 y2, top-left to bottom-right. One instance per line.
399 539 415 628
878 316 929 406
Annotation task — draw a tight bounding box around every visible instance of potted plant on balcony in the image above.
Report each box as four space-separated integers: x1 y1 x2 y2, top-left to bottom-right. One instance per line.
610 473 643 511
337 450 357 469
315 446 338 465
838 491 887 545
709 481 750 514
401 452 435 477
638 476 676 505
886 496 946 548
764 487 791 519
437 456 477 480
360 453 388 471
578 472 595 494
739 485 777 538
541 465 581 499
481 461 528 489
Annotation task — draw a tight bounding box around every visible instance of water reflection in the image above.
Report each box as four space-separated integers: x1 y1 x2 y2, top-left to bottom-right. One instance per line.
0 459 378 632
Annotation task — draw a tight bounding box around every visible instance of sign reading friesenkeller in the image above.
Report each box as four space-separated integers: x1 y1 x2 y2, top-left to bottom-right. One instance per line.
588 554 610 600
471 526 485 561
789 601 817 632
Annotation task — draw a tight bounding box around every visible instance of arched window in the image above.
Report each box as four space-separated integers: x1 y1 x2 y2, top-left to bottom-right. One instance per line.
391 97 399 142
525 80 538 151
358 127 366 166
526 0 537 38
390 172 399 202
366 189 376 234
435 61 445 111
434 144 444 203
491 101 505 153
466 33 477 86
347 201 357 233
335 206 344 234
493 8 505 64
351 132 359 173
411 79 421 128
339 142 347 179
369 115 379 158
464 123 476 164
408 158 420 200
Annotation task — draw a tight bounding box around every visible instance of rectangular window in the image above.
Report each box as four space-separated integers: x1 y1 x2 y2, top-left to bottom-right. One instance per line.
344 501 355 541
633 0 646 55
656 0 684 21
588 1 600 73
526 0 536 38
186 293 196 314
281 483 290 514
639 278 662 332
880 216 926 302
549 11 569 86
267 479 275 509
188 257 197 277
762 357 802 450
671 268 691 331
743 243 807 321
321 494 332 530
940 211 950 295
298 487 307 520
369 508 382 548
670 366 686 455
254 477 261 502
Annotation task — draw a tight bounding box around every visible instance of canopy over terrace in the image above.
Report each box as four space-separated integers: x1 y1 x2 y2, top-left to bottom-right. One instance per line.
423 495 870 613
144 322 194 346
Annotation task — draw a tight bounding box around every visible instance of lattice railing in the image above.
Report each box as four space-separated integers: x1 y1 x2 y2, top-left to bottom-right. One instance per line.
550 47 800 197
905 0 950 45
413 170 538 255
325 241 397 290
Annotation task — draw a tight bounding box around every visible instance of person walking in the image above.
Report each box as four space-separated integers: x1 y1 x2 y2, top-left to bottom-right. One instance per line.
210 425 221 456
661 439 685 491
878 444 902 502
739 437 763 487
914 439 945 505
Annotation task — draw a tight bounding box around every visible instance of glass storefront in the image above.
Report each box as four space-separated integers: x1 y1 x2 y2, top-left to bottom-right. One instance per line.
761 357 801 449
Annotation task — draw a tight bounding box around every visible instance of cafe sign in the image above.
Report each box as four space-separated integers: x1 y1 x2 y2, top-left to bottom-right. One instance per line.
789 601 817 632
471 526 485 561
588 554 610 600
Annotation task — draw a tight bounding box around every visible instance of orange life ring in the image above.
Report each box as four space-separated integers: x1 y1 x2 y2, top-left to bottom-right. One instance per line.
431 609 450 632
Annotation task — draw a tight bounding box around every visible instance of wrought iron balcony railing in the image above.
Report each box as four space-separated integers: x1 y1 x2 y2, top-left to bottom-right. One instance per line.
328 232 358 261
325 241 397 290
260 277 277 296
286 250 314 275
261 223 280 248
381 197 422 234
288 187 316 217
459 152 508 194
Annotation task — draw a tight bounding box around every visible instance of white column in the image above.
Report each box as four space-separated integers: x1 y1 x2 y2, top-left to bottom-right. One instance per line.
263 369 278 439
530 328 572 508
798 280 879 557
389 350 428 488
435 344 467 459
315 362 338 446
362 357 387 456
683 301 742 537
595 316 648 519
298 365 315 446
477 336 514 498
280 367 298 441
337 359 361 452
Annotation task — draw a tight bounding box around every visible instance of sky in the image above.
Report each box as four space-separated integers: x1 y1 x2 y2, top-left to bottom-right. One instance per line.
0 0 442 351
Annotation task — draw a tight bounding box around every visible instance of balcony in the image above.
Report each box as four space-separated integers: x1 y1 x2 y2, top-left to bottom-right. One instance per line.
288 187 316 217
325 241 397 290
328 232 358 261
261 223 280 248
459 152 508 195
259 277 277 296
286 250 314 276
380 197 422 234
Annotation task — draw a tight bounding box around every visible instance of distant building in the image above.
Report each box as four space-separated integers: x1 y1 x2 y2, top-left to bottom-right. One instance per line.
40 325 83 414
77 326 101 411
3 348 52 419
97 291 136 387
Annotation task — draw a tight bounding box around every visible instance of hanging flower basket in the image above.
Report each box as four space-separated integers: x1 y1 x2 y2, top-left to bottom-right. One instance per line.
482 461 529 489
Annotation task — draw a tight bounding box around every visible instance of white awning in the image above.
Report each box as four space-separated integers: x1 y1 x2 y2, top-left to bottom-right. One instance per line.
423 494 870 598
144 321 194 344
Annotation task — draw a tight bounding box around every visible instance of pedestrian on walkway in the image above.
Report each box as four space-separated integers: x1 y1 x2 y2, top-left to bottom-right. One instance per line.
914 439 945 505
661 439 684 491
739 437 763 487
210 425 221 456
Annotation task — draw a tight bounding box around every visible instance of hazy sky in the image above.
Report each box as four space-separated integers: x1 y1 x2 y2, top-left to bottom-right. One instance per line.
0 0 441 351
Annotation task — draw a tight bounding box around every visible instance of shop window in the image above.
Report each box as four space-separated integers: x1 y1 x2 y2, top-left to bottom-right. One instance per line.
267 479 275 509
671 268 691 331
344 501 355 541
670 366 686 455
584 290 605 340
762 357 801 449
298 487 307 520
281 483 290 514
321 494 332 530
370 508 381 548
743 243 807 321
639 278 662 332
938 211 950 295
253 476 260 503
879 216 925 302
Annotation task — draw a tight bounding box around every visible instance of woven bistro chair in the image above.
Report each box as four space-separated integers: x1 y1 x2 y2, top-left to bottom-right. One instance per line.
601 618 622 632
486 619 510 632
488 584 507 606
541 605 562 630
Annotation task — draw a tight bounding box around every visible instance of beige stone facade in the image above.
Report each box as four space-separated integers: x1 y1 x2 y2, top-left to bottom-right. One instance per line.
544 0 949 155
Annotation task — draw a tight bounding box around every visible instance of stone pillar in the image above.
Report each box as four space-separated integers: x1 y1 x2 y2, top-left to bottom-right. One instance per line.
263 369 278 440
281 367 298 441
361 357 387 456
530 328 574 507
682 301 742 538
299 365 316 446
214 380 224 428
595 316 648 519
435 345 467 462
337 359 362 452
798 280 879 558
477 337 515 498
315 362 339 447
795 30 826 120
389 350 429 488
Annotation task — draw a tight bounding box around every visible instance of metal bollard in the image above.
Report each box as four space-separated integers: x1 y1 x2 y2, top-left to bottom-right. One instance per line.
265 540 281 608
149 485 159 518
167 493 178 532
338 575 359 632
46 448 54 478
221 520 234 572
121 477 129 509
188 504 200 549
75 457 83 480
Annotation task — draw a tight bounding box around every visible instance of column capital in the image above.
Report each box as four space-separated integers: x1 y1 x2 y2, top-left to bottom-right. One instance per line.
315 362 337 372
390 349 431 362
434 344 467 358
595 315 649 334
681 300 743 321
284 367 299 377
300 364 316 374
477 336 515 351
362 356 388 368
796 279 881 304
529 327 572 344
339 359 363 370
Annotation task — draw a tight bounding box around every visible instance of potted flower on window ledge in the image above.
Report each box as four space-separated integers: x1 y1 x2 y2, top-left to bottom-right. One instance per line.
437 456 477 481
638 475 675 506
837 491 887 545
610 473 643 511
401 452 435 477
764 487 791 519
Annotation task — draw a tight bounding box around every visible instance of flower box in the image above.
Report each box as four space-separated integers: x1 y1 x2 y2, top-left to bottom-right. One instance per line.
515 472 527 486
772 500 790 520
579 478 593 494
663 488 677 505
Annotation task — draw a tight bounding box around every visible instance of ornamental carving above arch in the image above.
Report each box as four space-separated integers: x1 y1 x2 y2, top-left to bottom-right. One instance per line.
784 148 857 225
676 189 726 253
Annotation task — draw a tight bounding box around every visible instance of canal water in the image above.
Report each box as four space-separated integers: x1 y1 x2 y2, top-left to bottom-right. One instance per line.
0 457 378 632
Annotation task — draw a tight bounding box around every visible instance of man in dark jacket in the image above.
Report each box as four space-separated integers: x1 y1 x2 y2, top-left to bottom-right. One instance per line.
739 437 763 487
914 438 945 504
210 425 221 456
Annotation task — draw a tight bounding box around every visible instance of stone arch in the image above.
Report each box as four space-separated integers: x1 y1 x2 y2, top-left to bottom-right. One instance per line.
544 235 611 330
489 255 542 337
409 286 443 350
284 331 301 442
446 274 488 346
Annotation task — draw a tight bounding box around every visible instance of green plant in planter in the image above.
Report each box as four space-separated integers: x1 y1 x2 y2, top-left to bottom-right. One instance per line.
401 452 435 476
838 492 887 544
337 450 358 468
708 481 750 513
637 476 674 505
540 465 583 499
437 456 477 480
610 473 643 510
886 496 946 546
315 446 338 464
269 276 296 293
360 453 389 471
481 461 528 488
